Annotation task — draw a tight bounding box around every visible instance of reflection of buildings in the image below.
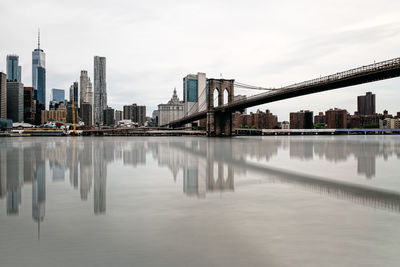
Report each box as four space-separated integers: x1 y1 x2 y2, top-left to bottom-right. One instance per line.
6 148 23 215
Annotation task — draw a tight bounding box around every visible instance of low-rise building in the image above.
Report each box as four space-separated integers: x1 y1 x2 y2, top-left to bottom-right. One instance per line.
158 88 184 126
41 109 67 124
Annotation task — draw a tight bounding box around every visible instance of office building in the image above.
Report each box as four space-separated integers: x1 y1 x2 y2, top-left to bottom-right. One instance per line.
81 102 92 126
41 109 67 124
52 89 65 103
32 31 46 93
103 107 115 126
36 66 46 107
0 72 6 119
6 55 21 82
94 56 107 124
158 88 184 126
24 87 35 124
80 70 88 109
6 81 24 122
380 118 400 129
357 92 375 115
123 103 146 125
325 108 347 129
290 110 313 129
115 110 122 123
183 72 207 116
69 82 79 106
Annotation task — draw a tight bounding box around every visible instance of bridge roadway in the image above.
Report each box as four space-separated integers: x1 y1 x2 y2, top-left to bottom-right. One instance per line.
167 57 400 127
170 139 400 213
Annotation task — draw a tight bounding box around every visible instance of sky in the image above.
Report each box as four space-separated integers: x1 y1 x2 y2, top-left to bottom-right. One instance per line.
1 0 400 120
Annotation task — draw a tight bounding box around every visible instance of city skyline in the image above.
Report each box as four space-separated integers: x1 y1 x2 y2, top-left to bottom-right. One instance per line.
1 1 400 120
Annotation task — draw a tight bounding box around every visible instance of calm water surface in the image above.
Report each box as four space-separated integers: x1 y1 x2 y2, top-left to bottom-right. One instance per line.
0 136 399 267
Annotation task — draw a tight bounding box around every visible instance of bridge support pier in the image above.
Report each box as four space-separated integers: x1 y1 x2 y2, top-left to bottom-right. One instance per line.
207 111 232 137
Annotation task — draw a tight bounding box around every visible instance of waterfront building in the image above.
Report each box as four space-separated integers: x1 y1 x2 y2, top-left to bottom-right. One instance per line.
51 89 65 103
233 109 278 129
380 118 400 129
357 92 375 115
115 110 122 123
41 109 67 124
103 107 115 126
24 87 35 124
94 56 107 125
183 72 207 117
325 108 347 129
0 72 6 119
6 55 21 82
281 121 290 129
314 112 325 125
290 110 313 129
6 81 24 122
158 88 184 126
81 102 93 126
123 104 146 125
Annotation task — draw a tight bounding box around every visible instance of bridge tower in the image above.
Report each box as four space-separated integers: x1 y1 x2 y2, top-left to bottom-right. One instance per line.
206 79 235 136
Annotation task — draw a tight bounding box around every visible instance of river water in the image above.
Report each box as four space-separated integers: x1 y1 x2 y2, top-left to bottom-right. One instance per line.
0 136 399 267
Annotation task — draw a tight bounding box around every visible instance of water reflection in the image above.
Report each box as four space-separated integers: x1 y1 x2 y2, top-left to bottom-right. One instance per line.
0 136 399 228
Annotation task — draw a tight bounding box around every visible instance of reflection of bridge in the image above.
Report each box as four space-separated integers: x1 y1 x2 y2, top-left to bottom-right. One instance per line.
166 57 400 136
170 138 400 213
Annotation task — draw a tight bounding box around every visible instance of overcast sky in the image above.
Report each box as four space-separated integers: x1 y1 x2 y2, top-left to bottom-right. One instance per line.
1 0 400 120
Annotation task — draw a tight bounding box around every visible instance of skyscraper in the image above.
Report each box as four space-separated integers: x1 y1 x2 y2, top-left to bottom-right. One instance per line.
51 89 65 103
6 55 21 82
0 72 7 119
69 82 78 105
32 30 46 101
357 92 376 115
94 56 107 125
6 81 24 122
183 72 207 116
80 70 88 109
36 66 46 106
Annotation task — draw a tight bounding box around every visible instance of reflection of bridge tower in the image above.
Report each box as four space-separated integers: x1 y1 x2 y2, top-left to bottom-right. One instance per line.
206 79 235 136
207 161 234 192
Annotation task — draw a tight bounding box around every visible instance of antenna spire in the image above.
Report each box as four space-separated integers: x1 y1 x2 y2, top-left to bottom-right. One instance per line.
38 28 40 50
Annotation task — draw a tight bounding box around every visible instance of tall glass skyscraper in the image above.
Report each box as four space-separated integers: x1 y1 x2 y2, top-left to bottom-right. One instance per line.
6 55 21 82
51 89 65 103
32 31 46 106
94 56 107 125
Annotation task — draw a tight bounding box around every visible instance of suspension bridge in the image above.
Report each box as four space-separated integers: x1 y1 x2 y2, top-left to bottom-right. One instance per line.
164 57 400 136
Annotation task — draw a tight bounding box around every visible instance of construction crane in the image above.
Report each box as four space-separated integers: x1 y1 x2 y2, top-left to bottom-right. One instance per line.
71 100 77 135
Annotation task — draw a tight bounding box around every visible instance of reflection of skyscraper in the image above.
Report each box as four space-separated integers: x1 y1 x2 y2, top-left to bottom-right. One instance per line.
94 141 106 214
357 156 376 179
6 149 23 215
80 140 93 200
32 158 46 222
0 150 6 198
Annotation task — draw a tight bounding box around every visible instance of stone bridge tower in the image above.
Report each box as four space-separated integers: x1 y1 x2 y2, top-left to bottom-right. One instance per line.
206 79 235 136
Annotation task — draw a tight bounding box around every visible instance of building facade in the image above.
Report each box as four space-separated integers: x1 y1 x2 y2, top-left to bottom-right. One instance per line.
183 73 207 116
115 110 122 123
94 56 107 125
103 107 115 126
36 66 46 107
123 104 146 125
6 81 24 122
81 102 92 126
6 55 21 82
0 72 6 119
314 112 325 125
158 88 184 126
290 110 313 129
24 87 35 124
357 92 375 115
325 108 347 129
41 109 67 124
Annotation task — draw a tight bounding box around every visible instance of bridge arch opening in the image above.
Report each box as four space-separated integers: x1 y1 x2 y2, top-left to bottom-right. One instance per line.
213 88 219 108
223 88 229 105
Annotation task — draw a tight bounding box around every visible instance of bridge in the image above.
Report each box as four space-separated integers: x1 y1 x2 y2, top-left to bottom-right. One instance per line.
165 57 400 136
